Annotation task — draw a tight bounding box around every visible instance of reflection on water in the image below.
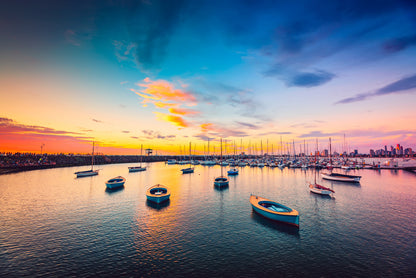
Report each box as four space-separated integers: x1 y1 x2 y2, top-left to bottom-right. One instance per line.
1 162 416 277
146 199 170 210
105 186 125 194
251 211 300 238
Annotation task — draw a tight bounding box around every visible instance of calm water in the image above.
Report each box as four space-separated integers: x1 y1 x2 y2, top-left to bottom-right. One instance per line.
1 162 416 277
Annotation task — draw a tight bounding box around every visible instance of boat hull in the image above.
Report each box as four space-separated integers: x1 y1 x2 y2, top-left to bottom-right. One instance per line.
128 167 146 172
105 176 126 189
146 185 171 204
181 168 194 174
75 170 99 178
250 195 299 227
214 176 229 187
321 173 361 182
309 184 332 195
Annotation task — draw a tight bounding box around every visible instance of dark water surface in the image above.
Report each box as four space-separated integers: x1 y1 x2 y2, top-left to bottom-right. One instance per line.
1 162 415 277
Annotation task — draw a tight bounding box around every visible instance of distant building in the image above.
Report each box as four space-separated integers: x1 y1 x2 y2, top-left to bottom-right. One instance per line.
370 149 375 157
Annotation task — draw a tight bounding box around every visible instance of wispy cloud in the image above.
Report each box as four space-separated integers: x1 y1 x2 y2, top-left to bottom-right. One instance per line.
154 112 189 128
168 107 199 116
0 117 82 136
299 130 341 138
142 130 176 140
92 118 103 123
335 74 416 104
235 121 260 130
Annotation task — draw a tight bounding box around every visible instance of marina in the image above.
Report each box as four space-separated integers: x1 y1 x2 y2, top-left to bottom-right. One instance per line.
1 161 415 277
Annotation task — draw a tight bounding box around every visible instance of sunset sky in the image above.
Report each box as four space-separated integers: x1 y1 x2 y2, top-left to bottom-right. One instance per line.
1 0 416 155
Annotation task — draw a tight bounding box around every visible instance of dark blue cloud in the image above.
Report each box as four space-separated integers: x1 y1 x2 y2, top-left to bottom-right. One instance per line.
336 73 416 104
288 70 335 88
383 35 416 53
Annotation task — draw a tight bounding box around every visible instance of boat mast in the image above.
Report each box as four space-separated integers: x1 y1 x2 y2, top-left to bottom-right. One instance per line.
91 141 95 171
329 138 332 171
220 138 223 177
140 144 143 166
314 139 318 184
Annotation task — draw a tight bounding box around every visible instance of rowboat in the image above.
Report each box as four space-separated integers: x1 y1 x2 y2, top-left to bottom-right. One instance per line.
105 176 126 189
146 184 170 204
250 195 299 227
181 167 194 174
227 168 239 175
214 176 229 187
321 172 361 183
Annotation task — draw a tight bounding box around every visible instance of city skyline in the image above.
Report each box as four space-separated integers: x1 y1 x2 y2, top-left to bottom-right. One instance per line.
1 0 416 154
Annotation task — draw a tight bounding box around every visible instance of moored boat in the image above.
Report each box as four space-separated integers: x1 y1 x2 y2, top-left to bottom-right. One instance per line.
250 195 299 227
227 168 239 175
105 176 126 189
309 183 334 195
321 172 361 182
214 176 229 187
75 169 99 178
146 184 171 204
75 141 99 178
129 144 146 172
181 167 194 174
214 138 229 188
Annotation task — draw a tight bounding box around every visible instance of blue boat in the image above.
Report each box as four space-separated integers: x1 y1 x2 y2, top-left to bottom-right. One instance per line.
146 185 171 204
250 195 299 227
214 176 229 187
227 168 239 175
105 176 125 189
181 167 194 174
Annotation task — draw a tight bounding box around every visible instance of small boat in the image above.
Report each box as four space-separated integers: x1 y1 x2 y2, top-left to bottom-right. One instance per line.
105 176 126 189
214 138 229 187
309 138 335 196
250 195 299 227
181 167 194 174
129 144 146 172
227 168 239 175
181 142 194 174
167 159 177 165
75 141 99 178
75 169 99 177
214 176 229 187
146 185 170 204
309 183 334 195
321 172 361 183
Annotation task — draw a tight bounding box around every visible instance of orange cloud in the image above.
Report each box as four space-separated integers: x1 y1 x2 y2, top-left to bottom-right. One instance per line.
137 78 196 103
154 112 190 128
168 107 199 116
200 123 215 133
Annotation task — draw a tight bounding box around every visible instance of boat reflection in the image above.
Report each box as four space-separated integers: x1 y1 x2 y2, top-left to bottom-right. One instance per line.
326 180 361 187
105 186 125 195
146 199 170 210
214 185 229 192
251 211 300 237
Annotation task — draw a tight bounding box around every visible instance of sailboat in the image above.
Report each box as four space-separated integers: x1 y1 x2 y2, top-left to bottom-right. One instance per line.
181 142 194 174
309 139 334 196
74 141 99 177
214 138 229 187
128 144 147 172
321 137 361 183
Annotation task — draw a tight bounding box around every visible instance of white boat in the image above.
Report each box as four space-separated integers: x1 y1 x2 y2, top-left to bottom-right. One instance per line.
129 144 146 172
146 184 170 204
309 183 334 195
250 195 299 227
74 141 99 178
321 172 361 183
309 138 335 196
105 176 125 189
214 138 229 187
167 159 177 165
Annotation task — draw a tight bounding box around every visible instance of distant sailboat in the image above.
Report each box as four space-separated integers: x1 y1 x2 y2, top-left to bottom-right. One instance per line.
129 144 146 172
309 139 334 196
321 137 361 183
214 138 229 187
181 142 194 174
74 141 99 178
